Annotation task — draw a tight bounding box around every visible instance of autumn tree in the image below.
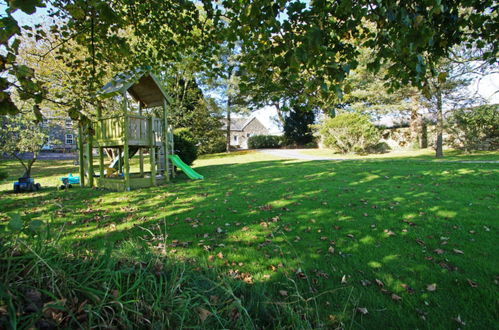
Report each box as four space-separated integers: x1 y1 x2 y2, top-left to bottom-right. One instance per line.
0 111 51 178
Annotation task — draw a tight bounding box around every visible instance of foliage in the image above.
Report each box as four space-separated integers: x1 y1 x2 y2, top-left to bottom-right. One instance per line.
173 128 198 166
447 104 499 151
248 135 282 149
162 74 224 155
0 112 49 177
319 113 380 153
1 212 44 236
283 108 315 146
3 0 497 133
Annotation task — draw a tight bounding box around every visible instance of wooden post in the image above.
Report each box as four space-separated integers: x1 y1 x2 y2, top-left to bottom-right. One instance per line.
149 116 156 186
87 133 94 187
78 123 85 187
122 93 131 191
163 98 170 182
97 105 104 183
139 103 144 176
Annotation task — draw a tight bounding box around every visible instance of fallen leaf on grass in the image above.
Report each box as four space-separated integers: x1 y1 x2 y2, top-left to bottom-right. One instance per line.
433 249 445 255
341 275 348 284
207 255 214 262
217 252 224 259
279 290 288 297
453 249 464 254
416 239 425 246
401 283 414 294
384 229 395 237
356 307 368 315
375 279 384 287
361 279 372 287
197 307 211 322
296 269 307 279
467 279 478 288
426 283 437 292
320 236 328 241
453 315 466 326
328 246 335 254
346 234 355 239
391 294 402 302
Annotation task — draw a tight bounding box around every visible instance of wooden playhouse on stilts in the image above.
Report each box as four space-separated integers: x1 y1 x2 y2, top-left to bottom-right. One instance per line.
78 68 175 191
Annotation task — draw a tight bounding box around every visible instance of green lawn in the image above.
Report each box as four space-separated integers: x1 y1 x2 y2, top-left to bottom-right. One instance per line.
300 148 499 161
1 151 498 328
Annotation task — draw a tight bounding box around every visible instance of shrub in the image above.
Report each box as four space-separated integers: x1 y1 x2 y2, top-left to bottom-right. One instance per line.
248 135 282 149
447 104 499 151
173 128 198 165
198 132 226 155
283 108 315 146
319 113 380 154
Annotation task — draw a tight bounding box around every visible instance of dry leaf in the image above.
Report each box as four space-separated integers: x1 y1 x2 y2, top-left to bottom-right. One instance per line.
384 229 395 236
453 249 464 254
467 279 478 288
217 252 224 259
341 275 348 284
416 238 425 246
356 307 368 315
279 290 288 297
426 283 437 292
346 234 355 238
453 315 466 326
361 279 372 287
375 279 385 287
328 246 335 254
197 307 211 322
433 249 445 255
391 294 402 302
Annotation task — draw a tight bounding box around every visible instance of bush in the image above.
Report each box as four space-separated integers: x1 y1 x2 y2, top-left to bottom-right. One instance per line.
319 113 380 154
198 132 226 155
283 108 315 146
173 128 198 165
447 104 499 151
248 135 282 149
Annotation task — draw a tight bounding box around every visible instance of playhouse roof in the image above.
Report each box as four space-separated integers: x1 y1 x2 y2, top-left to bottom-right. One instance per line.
99 67 169 108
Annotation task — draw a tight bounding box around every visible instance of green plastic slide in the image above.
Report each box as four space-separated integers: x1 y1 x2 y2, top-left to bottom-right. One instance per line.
169 155 204 180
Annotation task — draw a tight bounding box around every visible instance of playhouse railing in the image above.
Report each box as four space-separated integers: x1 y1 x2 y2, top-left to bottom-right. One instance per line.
95 114 163 146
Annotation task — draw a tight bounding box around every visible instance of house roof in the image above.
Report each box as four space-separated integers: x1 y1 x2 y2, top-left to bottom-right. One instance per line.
99 67 170 108
220 117 258 131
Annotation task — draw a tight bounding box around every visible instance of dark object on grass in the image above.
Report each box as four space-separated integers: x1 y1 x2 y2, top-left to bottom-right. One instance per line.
59 177 74 190
13 177 41 193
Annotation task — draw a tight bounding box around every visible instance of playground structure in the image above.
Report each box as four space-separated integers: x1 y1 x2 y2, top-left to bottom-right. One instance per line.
78 68 176 191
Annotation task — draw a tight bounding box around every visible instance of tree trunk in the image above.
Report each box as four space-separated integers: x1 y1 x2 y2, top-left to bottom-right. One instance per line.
274 102 285 126
435 89 444 158
226 96 231 153
410 108 420 149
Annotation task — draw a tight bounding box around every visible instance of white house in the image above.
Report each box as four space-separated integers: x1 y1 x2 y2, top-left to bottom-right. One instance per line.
220 116 270 149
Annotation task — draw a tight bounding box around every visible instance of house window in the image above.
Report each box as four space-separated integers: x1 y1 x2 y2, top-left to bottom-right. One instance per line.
65 134 74 144
233 135 238 142
65 119 73 129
